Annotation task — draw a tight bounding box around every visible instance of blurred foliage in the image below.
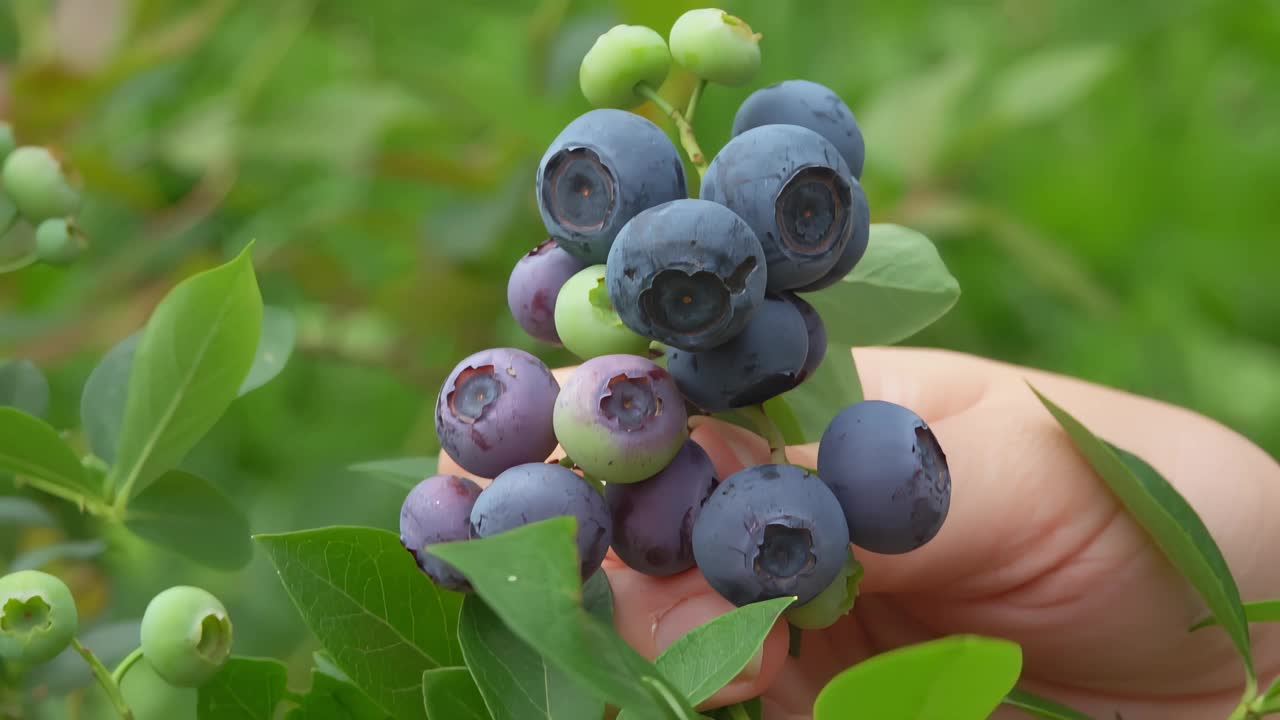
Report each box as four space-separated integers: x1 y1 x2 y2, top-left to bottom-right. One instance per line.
1 0 1278 715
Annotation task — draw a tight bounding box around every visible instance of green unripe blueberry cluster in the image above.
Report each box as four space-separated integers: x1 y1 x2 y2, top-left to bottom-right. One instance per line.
0 121 89 270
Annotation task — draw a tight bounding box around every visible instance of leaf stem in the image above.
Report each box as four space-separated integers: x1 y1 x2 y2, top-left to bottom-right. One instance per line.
109 647 144 687
11 475 115 519
635 83 708 178
739 405 788 465
71 638 134 720
0 251 38 274
685 79 707 125
727 702 752 720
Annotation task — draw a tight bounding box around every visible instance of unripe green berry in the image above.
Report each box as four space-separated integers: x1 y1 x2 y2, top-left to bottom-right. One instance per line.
668 9 762 86
784 548 862 630
35 218 87 266
0 123 15 165
579 25 671 109
554 264 651 360
2 146 81 224
140 586 232 688
0 570 79 666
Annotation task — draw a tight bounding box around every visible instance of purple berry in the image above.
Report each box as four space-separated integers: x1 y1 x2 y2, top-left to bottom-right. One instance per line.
552 354 688 485
469 463 613 581
435 348 560 479
507 238 588 345
605 440 718 576
783 292 827 382
399 475 483 592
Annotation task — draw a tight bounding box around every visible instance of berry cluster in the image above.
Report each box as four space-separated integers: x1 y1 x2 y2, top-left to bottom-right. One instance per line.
400 9 952 628
0 122 89 270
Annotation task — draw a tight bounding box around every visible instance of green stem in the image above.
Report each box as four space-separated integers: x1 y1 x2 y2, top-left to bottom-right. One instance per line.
11 475 116 518
738 405 788 465
71 638 134 720
0 251 38 274
110 647 144 687
685 79 707 125
635 83 708 178
788 623 803 658
727 702 752 720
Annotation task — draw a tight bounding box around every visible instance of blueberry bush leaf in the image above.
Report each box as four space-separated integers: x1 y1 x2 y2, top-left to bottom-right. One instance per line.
813 635 1022 720
348 457 440 490
1029 385 1254 681
286 653 389 720
808 225 961 348
1001 687 1094 720
762 396 807 447
782 345 864 443
0 407 100 500
196 656 288 720
429 517 698 720
0 359 50 418
653 596 793 707
1191 600 1280 631
988 45 1115 128
80 332 141 464
106 244 264 503
239 305 297 395
421 667 490 720
256 526 464 720
124 470 252 570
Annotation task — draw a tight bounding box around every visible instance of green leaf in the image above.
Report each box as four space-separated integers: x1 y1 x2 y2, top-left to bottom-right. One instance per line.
0 497 55 527
124 470 252 571
1029 386 1254 680
813 635 1022 720
256 526 464 720
0 359 49 418
428 517 698 720
706 700 761 720
421 668 490 720
989 45 1115 127
655 596 793 707
239 305 297 395
808 225 961 348
10 539 107 572
287 664 390 720
782 345 863 443
1190 600 1280 631
761 396 807 447
197 656 288 720
107 244 264 502
80 332 141 464
1002 687 1094 720
348 457 439 490
0 407 99 499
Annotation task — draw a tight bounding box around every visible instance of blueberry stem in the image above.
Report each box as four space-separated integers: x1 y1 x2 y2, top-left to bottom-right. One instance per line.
635 82 708 178
727 702 753 720
0 250 38 274
110 646 144 687
685 79 707 125
788 623 803 658
740 404 788 465
72 637 135 720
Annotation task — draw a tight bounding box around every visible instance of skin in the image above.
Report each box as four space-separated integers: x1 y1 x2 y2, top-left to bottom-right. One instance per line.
439 346 1280 719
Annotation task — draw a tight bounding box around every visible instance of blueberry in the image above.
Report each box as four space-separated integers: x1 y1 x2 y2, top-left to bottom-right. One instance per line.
553 354 688 485
817 400 951 554
0 570 78 666
1 146 80 224
435 348 560 479
792 176 870 293
555 265 652 360
35 218 86 267
701 124 854 292
666 295 808 412
606 198 767 352
668 9 761 87
140 586 232 687
781 292 826 382
605 439 718 576
536 109 687 265
784 547 862 630
731 79 866 179
579 25 671 109
399 474 483 592
507 238 587 345
469 463 613 581
692 464 850 607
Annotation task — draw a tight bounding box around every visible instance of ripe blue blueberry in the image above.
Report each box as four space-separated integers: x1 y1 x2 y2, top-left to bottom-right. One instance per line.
792 175 870 293
507 238 587 345
536 109 687 265
666 295 809 412
469 462 613 581
140 586 232 688
0 570 78 666
817 400 951 554
731 79 866 179
435 348 560 479
782 292 826 382
399 474 483 592
605 439 718 576
606 198 767 352
692 464 850 607
553 354 688 484
701 124 854 292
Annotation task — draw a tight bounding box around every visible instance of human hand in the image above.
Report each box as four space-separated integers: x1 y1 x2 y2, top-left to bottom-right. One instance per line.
440 346 1280 720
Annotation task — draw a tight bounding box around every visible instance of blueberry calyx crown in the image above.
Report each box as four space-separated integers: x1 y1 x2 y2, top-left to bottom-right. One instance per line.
775 165 852 256
448 365 503 423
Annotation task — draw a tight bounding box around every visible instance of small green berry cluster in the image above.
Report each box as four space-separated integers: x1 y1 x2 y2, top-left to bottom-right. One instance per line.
0 121 89 272
0 570 232 709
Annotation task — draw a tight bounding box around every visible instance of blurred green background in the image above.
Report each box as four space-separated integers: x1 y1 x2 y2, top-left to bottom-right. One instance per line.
2 0 1278 716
